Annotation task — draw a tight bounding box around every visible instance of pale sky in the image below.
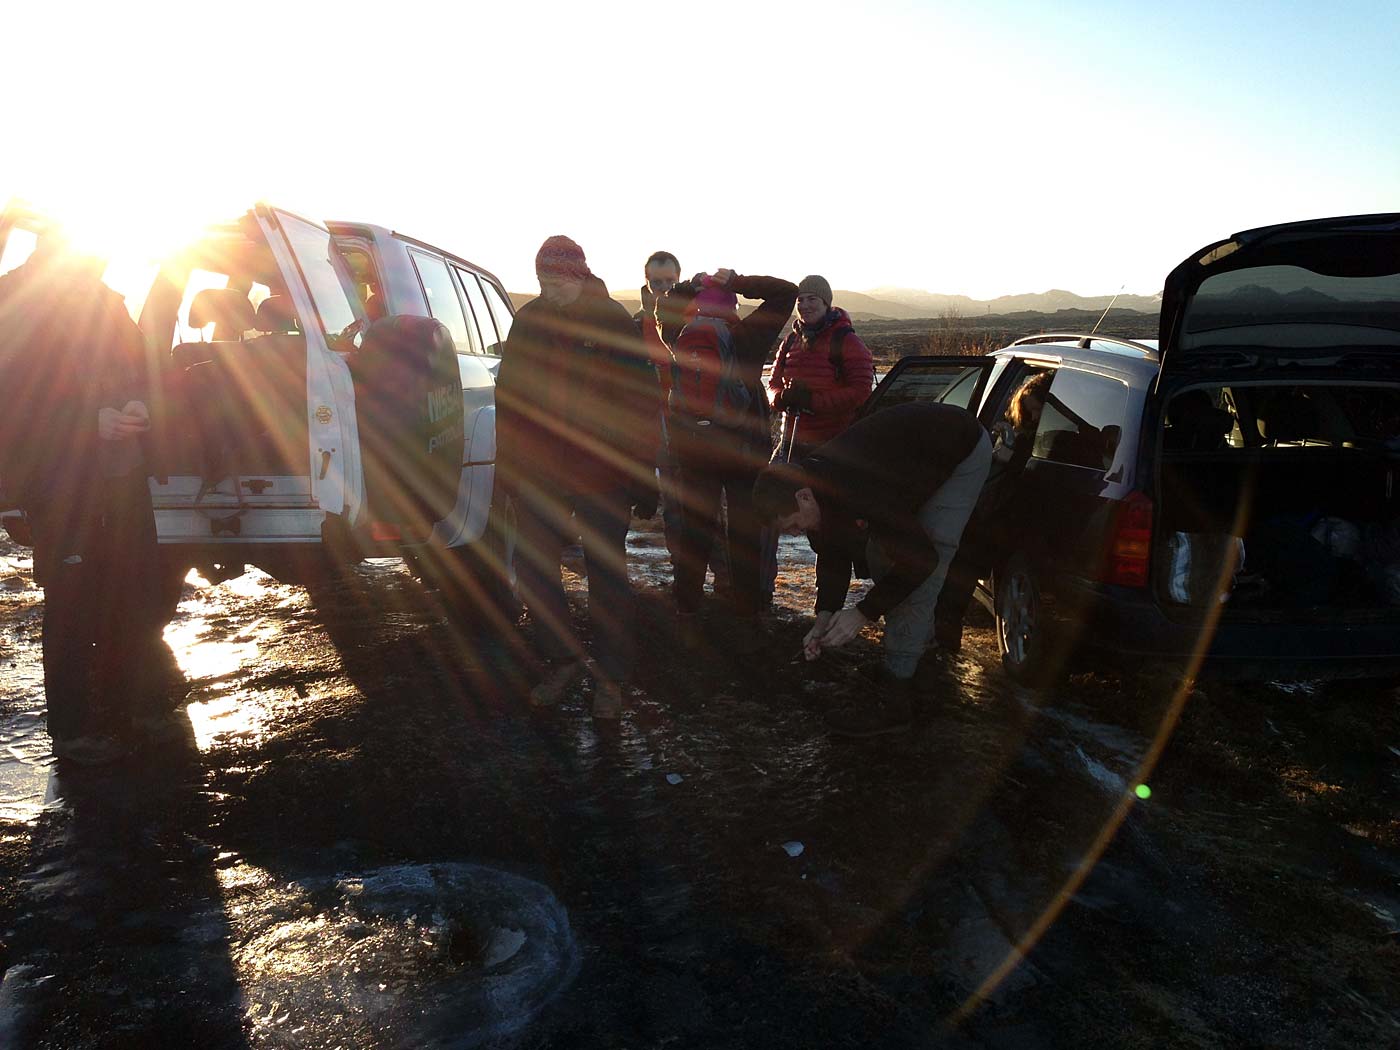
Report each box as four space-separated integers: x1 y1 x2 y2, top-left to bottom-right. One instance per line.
5 0 1396 299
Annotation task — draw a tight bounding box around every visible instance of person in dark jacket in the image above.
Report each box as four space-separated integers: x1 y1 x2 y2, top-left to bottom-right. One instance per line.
495 235 662 719
754 402 992 736
0 235 168 765
655 269 797 651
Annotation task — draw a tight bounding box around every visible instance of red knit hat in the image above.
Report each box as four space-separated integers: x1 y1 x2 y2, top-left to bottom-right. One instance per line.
535 235 590 280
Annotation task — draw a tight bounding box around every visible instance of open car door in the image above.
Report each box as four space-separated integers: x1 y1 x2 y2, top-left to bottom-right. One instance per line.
858 355 997 418
256 205 365 522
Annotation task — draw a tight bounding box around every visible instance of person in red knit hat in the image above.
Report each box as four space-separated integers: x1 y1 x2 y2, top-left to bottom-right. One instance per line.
494 235 662 719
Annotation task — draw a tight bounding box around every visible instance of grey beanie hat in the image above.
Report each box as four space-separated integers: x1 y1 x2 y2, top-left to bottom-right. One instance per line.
797 274 833 306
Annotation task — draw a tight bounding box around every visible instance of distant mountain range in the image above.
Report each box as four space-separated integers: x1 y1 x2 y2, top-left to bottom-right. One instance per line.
511 287 1162 320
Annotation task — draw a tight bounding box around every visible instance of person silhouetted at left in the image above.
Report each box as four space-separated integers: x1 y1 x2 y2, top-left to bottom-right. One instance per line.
0 232 172 765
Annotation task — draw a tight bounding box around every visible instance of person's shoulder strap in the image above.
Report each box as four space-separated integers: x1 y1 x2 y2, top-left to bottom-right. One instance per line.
828 326 848 382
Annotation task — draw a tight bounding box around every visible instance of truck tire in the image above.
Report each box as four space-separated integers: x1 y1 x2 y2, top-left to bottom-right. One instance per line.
995 552 1066 686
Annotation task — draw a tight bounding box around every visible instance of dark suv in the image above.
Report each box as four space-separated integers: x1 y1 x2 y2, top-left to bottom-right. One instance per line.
866 213 1400 683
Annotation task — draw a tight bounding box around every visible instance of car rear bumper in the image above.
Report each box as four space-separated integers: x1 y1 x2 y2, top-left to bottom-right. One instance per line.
1059 575 1400 680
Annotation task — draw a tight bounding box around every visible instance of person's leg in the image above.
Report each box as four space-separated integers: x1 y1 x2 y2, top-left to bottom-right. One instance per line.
672 450 723 616
512 484 582 665
36 533 100 744
95 474 168 731
881 432 993 678
932 533 988 652
576 485 636 685
721 455 765 618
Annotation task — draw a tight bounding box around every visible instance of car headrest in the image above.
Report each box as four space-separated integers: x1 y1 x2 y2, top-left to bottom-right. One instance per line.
364 293 388 322
255 294 299 333
189 288 256 339
1167 389 1233 449
1258 390 1319 443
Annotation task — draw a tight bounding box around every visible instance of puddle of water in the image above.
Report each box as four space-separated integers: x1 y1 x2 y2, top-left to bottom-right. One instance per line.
0 593 52 823
222 861 577 1048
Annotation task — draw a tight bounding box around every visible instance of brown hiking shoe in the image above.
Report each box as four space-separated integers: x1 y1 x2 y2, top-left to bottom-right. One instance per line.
528 659 586 708
132 711 190 744
52 734 126 766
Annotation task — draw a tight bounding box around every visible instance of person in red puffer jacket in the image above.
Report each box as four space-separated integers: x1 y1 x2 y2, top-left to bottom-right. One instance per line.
768 275 875 464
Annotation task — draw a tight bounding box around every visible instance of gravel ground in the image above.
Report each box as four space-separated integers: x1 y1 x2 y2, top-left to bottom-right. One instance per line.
0 528 1396 1049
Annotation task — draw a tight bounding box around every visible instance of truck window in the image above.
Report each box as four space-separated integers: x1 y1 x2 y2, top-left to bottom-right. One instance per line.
410 250 478 354
454 267 496 355
477 279 514 352
278 213 361 350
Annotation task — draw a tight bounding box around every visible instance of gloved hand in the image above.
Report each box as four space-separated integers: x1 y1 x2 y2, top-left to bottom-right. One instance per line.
631 479 660 521
782 382 813 413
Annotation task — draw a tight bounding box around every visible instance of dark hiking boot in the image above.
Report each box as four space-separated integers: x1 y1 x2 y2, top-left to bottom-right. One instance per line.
529 659 587 708
131 711 190 744
826 677 914 739
676 613 704 651
724 615 771 657
933 620 964 653
52 734 126 767
591 679 625 721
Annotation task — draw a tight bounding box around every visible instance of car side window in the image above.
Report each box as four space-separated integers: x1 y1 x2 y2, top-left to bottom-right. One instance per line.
410 250 477 355
938 366 983 410
1031 368 1129 471
477 278 514 354
870 360 989 413
453 266 495 356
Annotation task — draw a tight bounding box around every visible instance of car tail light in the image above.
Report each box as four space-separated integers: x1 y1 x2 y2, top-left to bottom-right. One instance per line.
1102 492 1153 588
370 521 401 543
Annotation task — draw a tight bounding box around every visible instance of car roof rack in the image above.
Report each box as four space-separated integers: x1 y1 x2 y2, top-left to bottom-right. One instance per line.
1010 333 1159 359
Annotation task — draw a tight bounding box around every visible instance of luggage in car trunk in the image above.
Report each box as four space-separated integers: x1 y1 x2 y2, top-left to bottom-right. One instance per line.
1156 383 1400 619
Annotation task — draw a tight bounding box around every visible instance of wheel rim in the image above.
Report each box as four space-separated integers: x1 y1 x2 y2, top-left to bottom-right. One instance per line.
1000 569 1037 667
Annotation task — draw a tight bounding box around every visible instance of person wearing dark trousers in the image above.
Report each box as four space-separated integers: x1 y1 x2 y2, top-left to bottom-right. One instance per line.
0 236 169 766
932 371 1048 651
635 250 729 591
656 269 797 652
495 236 662 719
754 402 993 737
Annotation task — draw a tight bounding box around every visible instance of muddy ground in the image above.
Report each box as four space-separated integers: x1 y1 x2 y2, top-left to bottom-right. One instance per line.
0 527 1397 1049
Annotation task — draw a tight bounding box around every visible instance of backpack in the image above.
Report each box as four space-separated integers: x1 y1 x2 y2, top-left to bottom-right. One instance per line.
670 315 750 428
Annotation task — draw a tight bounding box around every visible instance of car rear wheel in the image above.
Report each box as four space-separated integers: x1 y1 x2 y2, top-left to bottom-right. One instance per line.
995 552 1061 686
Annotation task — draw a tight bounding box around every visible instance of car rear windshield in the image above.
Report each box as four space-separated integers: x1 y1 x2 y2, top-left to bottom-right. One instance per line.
1185 265 1400 334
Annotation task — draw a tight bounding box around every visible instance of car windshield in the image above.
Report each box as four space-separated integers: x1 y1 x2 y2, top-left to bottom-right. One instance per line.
1185 264 1400 335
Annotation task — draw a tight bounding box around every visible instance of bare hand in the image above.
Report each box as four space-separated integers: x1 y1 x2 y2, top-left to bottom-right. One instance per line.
98 405 150 441
122 401 151 429
712 268 735 288
820 607 870 649
803 611 833 661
